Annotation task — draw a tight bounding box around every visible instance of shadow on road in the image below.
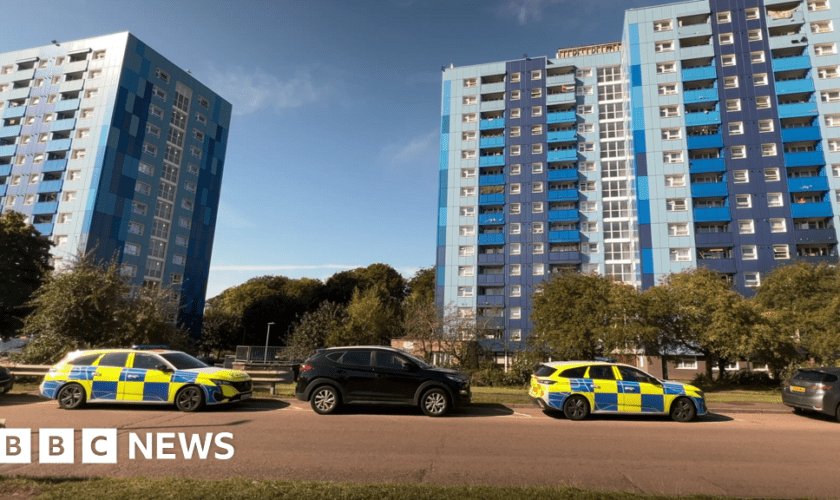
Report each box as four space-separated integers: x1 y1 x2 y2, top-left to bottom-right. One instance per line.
0 393 48 406
17 398 290 413
541 409 734 423
320 402 515 418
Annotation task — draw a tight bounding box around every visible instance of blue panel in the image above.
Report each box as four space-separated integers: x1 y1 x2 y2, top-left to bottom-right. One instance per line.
631 65 642 86
38 180 63 193
91 381 118 400
479 156 505 167
695 232 733 246
548 209 579 221
55 98 81 112
772 56 811 72
42 159 68 172
633 131 646 153
45 138 72 152
682 66 716 81
478 234 504 245
547 150 577 162
788 177 829 192
683 88 718 104
546 111 576 124
641 394 665 412
774 79 815 95
636 154 647 176
547 169 577 181
699 259 737 273
794 228 838 244
688 133 723 149
479 213 505 225
642 249 654 273
2 107 26 119
685 111 721 126
691 182 728 197
0 164 11 176
791 202 833 218
778 102 819 118
546 130 576 142
784 151 825 167
480 137 505 148
548 230 580 243
547 189 578 201
689 157 726 173
781 126 821 143
438 207 446 226
479 193 505 204
639 224 651 247
479 174 505 185
636 176 649 200
638 202 650 224
0 185 5 196
0 125 21 138
0 145 16 156
594 392 618 411
548 251 581 263
693 207 731 222
33 223 54 235
480 118 505 130
142 382 169 402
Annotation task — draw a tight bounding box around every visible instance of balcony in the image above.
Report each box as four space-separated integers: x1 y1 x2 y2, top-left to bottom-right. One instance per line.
679 45 715 60
784 151 824 167
691 182 728 197
781 126 821 143
32 201 58 214
683 88 718 104
546 93 575 105
13 67 36 80
788 176 829 192
698 258 737 274
546 74 574 87
548 251 581 263
548 230 580 243
547 111 576 124
693 207 731 222
778 102 819 119
547 130 576 143
38 180 63 193
687 132 722 149
479 155 505 167
0 144 16 156
6 87 30 100
2 106 26 119
791 202 833 218
774 79 814 95
0 164 11 176
55 98 81 112
547 189 578 201
476 273 505 285
480 100 505 112
794 228 838 244
51 118 76 131
772 55 811 73
45 139 72 152
479 213 505 225
42 159 68 172
677 23 712 38
476 295 505 306
548 209 579 222
547 150 577 162
684 111 720 126
479 174 504 186
479 193 504 205
480 137 504 148
478 253 505 265
64 59 89 73
477 233 504 245
0 125 21 138
682 65 716 82
480 82 505 94
33 223 54 235
480 118 505 130
796 255 838 266
766 8 804 27
0 185 5 196
695 232 734 246
547 169 577 182
769 34 808 50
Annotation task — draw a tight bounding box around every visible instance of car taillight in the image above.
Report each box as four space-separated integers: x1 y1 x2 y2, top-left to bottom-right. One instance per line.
539 379 556 386
811 384 832 391
299 364 312 372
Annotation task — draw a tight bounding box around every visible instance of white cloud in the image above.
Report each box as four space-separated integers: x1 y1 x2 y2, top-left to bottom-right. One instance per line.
378 130 438 168
204 65 329 116
498 0 553 24
215 201 257 229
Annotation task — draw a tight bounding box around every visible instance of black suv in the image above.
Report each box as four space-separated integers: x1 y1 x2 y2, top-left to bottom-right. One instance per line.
295 346 471 417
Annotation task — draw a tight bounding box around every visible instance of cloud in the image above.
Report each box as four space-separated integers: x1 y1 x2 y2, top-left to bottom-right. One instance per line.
215 201 257 229
378 130 438 168
204 65 330 116
497 0 555 24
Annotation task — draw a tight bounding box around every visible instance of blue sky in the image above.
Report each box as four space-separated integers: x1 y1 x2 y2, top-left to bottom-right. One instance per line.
4 0 662 298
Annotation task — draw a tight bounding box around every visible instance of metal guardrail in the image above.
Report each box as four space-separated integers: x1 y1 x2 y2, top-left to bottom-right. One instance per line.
235 345 298 363
1 364 50 377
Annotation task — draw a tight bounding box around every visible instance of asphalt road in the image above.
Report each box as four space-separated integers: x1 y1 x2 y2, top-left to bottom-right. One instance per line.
1 394 839 499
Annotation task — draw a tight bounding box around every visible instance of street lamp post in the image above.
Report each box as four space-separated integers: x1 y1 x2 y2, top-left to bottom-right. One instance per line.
264 322 275 364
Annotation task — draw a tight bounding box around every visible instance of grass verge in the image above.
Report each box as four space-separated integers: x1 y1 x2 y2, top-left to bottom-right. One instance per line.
0 475 749 500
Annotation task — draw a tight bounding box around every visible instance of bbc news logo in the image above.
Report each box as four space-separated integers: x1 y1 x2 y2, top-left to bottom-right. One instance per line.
0 429 234 463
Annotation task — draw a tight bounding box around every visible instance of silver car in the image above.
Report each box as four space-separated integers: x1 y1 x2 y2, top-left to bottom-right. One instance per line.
782 368 840 421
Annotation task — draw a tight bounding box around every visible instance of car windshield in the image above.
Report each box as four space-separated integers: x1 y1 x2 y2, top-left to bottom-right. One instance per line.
159 352 208 370
400 352 431 369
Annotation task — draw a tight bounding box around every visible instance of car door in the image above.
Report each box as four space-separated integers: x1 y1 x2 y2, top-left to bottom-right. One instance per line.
617 365 665 413
586 365 619 412
122 352 173 402
336 349 377 401
371 350 422 402
92 352 129 400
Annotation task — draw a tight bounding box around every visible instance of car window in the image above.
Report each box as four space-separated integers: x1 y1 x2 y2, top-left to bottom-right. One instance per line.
133 353 163 370
534 364 558 377
794 370 838 383
98 352 130 368
559 366 587 378
617 366 658 384
159 352 208 370
375 351 410 370
340 350 373 366
587 365 616 380
67 353 102 366
325 351 344 361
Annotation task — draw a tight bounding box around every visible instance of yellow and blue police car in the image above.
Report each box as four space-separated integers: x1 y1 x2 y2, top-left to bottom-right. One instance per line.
40 348 252 412
528 361 706 422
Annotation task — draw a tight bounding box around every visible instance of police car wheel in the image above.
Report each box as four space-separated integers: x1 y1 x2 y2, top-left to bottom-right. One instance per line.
175 386 205 412
563 395 589 421
57 383 86 409
670 397 696 422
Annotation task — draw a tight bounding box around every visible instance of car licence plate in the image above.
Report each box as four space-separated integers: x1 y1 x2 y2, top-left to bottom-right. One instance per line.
791 386 806 393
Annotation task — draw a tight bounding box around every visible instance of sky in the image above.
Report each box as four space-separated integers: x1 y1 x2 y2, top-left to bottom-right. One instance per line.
3 0 664 299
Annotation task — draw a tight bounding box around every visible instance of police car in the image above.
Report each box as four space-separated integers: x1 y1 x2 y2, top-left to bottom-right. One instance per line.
528 361 706 422
40 349 252 412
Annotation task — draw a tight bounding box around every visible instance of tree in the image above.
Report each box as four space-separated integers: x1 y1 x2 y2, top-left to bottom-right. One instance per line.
321 263 407 305
287 301 348 359
197 309 240 357
0 211 53 340
530 271 641 360
326 284 402 347
18 254 181 364
406 267 435 305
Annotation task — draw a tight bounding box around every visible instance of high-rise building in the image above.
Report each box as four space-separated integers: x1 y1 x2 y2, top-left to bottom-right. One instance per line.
0 32 231 337
437 0 840 358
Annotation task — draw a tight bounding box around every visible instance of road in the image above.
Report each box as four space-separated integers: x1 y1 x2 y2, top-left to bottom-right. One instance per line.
1 394 839 499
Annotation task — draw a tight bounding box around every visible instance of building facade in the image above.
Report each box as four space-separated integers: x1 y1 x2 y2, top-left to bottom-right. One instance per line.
0 32 231 337
437 0 840 358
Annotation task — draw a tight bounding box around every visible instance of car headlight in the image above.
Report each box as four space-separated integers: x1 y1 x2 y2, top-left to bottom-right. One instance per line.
212 379 234 387
445 374 468 384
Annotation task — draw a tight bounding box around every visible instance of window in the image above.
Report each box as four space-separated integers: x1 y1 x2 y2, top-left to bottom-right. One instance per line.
724 76 738 89
510 164 521 175
754 73 768 86
457 286 473 298
580 201 597 212
128 222 144 235
461 150 476 160
510 90 521 101
577 104 593 115
149 105 163 119
668 223 689 236
532 182 544 193
531 162 543 174
658 83 678 95
667 198 687 211
134 181 151 196
761 143 777 157
142 142 157 157
830 139 840 152
195 113 207 125
729 122 743 135
660 105 679 117
510 223 521 235
58 213 72 224
663 151 683 163
462 95 476 106
773 245 790 260
153 86 167 101
460 187 475 197
578 142 594 152
459 206 475 217
756 96 771 109
531 143 543 154
462 113 476 123
656 62 676 74
736 194 751 208
532 222 544 234
654 19 673 32
531 106 542 117
731 145 746 159
670 248 691 262
510 145 521 156
510 285 521 297
194 129 204 142
463 78 477 88
661 128 681 140
510 264 521 276
770 218 787 233
582 222 598 233
741 245 758 260
763 168 780 182
184 180 197 193
509 72 520 83
190 146 202 158
719 33 734 45
747 29 762 42
62 191 77 202
768 193 783 207
531 124 543 136
721 54 736 67
750 51 765 64
458 266 474 277
510 108 520 119
812 20 833 34
732 170 749 184
580 181 596 192
809 0 830 11
665 174 686 187
533 242 544 254
819 66 840 80
576 67 592 78
744 6 759 19
460 168 475 179
655 40 675 53
531 88 542 99
579 161 596 172
758 119 774 133
815 43 838 56
23 194 35 205
124 243 141 257
510 243 521 255
509 203 521 215
531 69 542 80
726 99 741 112
458 245 474 257
578 123 594 134
739 219 755 234
717 11 731 23
509 126 521 138
138 162 154 176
